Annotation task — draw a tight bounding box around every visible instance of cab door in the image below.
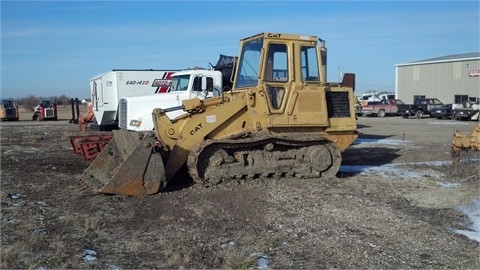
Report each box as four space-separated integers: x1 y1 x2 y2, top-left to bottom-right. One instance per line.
263 42 291 125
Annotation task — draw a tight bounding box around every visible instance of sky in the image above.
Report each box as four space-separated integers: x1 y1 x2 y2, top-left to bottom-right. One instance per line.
1 0 479 99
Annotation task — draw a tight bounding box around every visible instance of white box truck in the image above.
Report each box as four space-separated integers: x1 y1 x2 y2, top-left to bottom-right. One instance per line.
90 69 178 130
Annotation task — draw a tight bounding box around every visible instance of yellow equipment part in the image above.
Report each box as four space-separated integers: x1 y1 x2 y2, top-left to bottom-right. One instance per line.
76 130 165 196
77 32 359 196
0 100 19 121
452 123 480 153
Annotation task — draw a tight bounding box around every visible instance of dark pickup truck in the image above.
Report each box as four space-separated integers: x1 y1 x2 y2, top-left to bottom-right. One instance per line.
399 98 444 119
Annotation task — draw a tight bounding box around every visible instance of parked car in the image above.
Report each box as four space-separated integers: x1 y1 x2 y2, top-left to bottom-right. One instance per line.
399 98 444 119
453 99 480 121
430 104 453 119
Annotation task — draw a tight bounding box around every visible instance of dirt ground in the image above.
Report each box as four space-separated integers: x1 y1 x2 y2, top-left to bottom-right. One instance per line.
1 109 479 269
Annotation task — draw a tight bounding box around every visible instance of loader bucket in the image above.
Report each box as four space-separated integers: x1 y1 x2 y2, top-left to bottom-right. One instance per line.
452 123 480 152
77 130 166 196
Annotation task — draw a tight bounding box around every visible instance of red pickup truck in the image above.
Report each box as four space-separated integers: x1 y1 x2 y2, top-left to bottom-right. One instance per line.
361 99 406 117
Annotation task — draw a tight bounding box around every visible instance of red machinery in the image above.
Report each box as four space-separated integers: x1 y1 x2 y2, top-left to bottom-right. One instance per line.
33 100 58 121
70 134 114 162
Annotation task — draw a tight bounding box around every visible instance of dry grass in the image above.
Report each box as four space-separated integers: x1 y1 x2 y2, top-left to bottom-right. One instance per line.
1 116 479 269
17 105 87 121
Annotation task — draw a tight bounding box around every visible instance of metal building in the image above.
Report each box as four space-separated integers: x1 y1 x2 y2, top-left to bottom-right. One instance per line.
395 52 480 104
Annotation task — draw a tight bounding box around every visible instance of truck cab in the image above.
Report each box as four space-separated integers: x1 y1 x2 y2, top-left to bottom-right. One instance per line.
118 69 223 131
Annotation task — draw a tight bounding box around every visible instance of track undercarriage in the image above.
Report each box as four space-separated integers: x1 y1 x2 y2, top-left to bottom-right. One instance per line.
187 135 342 186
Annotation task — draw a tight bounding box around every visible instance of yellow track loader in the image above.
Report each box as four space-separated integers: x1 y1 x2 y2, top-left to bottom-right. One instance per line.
77 32 359 196
0 99 19 121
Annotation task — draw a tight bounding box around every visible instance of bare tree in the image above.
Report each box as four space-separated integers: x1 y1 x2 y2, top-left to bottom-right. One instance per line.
22 95 39 112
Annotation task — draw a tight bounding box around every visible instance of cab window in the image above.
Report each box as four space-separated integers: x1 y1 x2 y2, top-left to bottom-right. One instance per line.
301 46 320 81
265 43 288 109
265 43 288 82
192 76 214 92
235 38 263 88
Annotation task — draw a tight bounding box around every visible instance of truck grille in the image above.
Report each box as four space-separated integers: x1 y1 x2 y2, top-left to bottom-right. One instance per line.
45 108 55 118
118 99 128 129
5 108 15 118
326 91 351 118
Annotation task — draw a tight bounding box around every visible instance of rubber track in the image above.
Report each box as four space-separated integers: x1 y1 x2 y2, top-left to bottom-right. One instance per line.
187 134 341 185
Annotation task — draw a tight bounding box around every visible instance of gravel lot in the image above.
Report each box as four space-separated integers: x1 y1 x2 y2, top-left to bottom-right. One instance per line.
1 114 479 269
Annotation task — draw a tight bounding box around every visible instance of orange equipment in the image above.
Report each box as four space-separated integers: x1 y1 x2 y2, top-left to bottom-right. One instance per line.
78 102 95 132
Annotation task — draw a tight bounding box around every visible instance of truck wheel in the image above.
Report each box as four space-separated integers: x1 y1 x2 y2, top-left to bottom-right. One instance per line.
415 110 424 119
378 110 386 118
401 114 409 119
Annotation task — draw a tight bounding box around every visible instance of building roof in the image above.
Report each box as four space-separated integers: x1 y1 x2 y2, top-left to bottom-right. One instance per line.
396 52 480 67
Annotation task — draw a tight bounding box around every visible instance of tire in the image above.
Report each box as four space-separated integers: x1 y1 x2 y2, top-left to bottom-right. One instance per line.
415 110 424 119
377 110 386 118
401 114 409 119
436 117 442 119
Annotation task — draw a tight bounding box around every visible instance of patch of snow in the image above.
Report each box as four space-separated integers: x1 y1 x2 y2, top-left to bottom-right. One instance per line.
35 228 46 235
3 217 15 223
220 241 235 249
251 252 271 269
83 249 98 262
459 158 480 165
340 163 443 179
107 264 121 270
428 121 471 125
436 182 461 188
451 200 480 243
412 160 450 166
2 149 14 155
84 255 97 262
23 147 39 153
11 201 25 207
354 138 408 146
8 193 27 199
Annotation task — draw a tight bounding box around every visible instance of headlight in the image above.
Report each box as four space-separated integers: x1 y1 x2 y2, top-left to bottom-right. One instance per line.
129 120 142 127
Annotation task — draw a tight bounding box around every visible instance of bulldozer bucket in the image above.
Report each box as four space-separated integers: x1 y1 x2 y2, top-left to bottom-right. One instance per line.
452 123 480 152
77 130 165 196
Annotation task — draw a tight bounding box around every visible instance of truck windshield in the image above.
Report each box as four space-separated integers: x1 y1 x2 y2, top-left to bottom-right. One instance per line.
170 75 190 91
235 38 263 88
